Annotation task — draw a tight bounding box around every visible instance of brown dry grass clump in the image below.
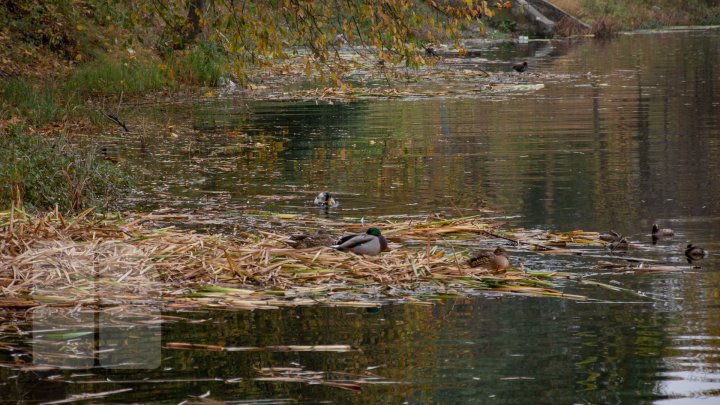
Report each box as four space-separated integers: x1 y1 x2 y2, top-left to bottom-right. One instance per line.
0 208 600 310
554 16 591 38
591 16 621 38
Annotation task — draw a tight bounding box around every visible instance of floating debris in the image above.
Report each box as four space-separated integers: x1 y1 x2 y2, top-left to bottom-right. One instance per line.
39 388 133 405
255 366 376 391
166 342 353 352
1 207 676 310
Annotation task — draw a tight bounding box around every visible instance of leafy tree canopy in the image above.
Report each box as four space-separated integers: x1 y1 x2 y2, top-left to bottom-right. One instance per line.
132 0 511 82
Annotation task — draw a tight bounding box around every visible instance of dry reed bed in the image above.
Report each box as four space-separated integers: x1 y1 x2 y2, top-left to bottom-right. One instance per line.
0 208 607 310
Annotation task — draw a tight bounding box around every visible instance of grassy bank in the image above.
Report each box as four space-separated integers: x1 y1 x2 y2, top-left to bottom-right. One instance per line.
1 47 227 126
3 1 719 126
2 0 718 215
553 0 720 29
0 124 130 213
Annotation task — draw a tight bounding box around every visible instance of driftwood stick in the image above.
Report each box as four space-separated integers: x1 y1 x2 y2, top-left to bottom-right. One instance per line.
103 91 129 132
103 112 130 132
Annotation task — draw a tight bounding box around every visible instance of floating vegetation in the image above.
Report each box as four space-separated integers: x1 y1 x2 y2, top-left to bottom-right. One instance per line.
262 82 546 103
0 207 691 310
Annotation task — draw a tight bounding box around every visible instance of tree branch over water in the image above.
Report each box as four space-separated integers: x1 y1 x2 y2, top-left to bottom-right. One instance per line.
142 0 511 84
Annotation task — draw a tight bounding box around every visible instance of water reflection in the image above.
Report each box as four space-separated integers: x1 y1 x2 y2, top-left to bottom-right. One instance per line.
0 300 699 403
118 32 720 238
4 30 720 403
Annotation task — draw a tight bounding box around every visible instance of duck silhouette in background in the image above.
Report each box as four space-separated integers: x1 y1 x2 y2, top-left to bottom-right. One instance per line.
652 224 675 237
652 224 675 244
685 244 708 263
512 61 528 73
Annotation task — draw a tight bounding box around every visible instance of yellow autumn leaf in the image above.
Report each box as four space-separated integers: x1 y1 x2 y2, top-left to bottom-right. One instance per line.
75 24 86 31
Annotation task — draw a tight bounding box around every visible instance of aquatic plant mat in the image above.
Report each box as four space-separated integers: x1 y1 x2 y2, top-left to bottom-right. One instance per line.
0 208 690 310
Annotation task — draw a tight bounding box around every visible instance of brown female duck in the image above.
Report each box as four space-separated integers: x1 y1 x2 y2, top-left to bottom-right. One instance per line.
609 238 630 252
288 231 336 249
599 230 622 243
468 247 511 272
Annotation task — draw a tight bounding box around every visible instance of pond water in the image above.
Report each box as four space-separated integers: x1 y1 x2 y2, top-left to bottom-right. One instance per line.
3 29 720 403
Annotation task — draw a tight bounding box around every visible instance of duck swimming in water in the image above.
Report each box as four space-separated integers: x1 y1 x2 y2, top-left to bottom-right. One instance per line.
334 228 389 256
685 244 707 261
652 224 674 237
314 192 339 208
512 61 528 73
468 247 511 273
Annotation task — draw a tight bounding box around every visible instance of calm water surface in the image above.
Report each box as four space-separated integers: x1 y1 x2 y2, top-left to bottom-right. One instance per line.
3 30 720 403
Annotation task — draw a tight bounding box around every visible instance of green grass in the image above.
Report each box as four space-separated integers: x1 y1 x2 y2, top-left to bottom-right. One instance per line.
1 55 177 126
1 77 108 126
1 78 71 124
171 40 229 86
0 124 131 213
64 55 171 96
697 6 720 25
1 42 232 128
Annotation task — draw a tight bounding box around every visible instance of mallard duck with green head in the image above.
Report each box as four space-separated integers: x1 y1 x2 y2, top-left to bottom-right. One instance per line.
314 192 339 208
334 227 389 256
468 247 511 272
685 244 707 261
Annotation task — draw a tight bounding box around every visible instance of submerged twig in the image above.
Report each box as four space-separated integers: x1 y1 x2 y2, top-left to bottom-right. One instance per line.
103 111 129 132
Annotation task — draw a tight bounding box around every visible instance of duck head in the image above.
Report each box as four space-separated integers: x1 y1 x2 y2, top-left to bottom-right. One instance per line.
367 227 381 236
493 247 508 257
367 227 390 252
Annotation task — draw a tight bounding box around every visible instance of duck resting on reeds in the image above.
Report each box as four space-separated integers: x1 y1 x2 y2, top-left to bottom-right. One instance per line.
685 244 707 261
609 238 630 252
314 191 339 208
287 231 336 249
599 230 622 243
334 228 389 256
468 247 511 273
